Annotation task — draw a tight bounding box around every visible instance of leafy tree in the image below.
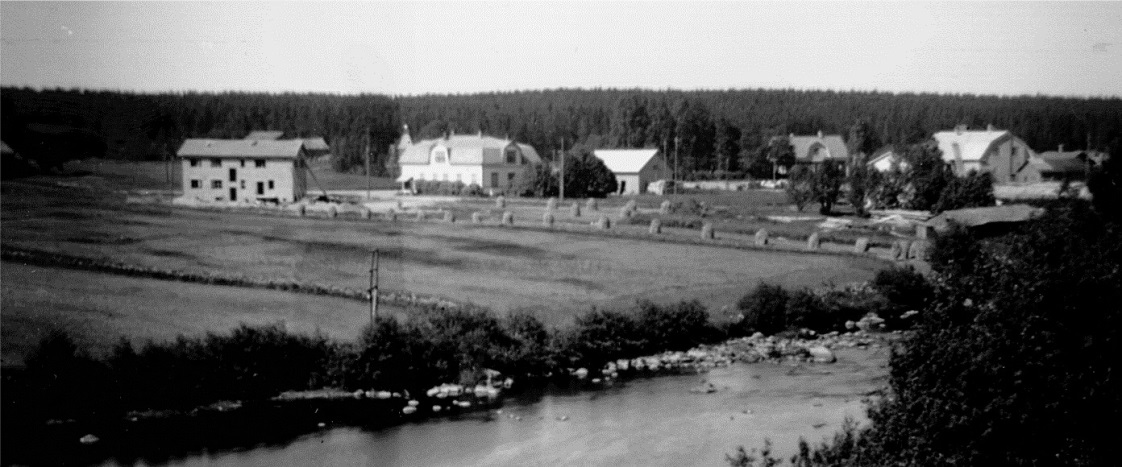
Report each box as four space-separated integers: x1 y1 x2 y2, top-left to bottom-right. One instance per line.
902 140 953 211
1087 136 1122 221
846 119 881 158
735 283 790 335
786 165 814 211
932 171 995 213
846 153 874 216
518 147 617 198
811 162 845 214
713 118 742 175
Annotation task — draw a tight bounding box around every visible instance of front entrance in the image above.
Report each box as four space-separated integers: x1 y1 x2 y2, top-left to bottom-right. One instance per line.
228 188 237 201
257 182 265 195
619 181 627 194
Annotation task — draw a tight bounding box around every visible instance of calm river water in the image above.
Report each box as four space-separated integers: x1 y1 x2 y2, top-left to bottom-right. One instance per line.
121 349 886 467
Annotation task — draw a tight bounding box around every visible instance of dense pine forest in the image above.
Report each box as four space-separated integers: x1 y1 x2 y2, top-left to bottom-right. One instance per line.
3 86 1120 178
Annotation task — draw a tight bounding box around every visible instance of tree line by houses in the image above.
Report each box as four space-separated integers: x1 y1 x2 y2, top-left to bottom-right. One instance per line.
3 86 1120 180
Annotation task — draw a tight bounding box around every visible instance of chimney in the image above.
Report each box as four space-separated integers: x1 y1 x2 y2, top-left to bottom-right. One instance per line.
478 129 483 138
402 124 410 136
987 124 995 132
1058 143 1065 152
816 130 823 138
955 124 967 135
789 133 795 139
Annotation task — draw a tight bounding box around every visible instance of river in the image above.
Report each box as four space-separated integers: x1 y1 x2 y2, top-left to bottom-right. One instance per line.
129 348 886 467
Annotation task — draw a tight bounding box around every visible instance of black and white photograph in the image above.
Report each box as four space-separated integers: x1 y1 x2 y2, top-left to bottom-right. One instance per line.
1 1 1120 465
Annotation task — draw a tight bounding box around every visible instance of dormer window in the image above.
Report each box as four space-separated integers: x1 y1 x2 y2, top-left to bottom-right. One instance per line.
432 147 448 164
505 147 519 164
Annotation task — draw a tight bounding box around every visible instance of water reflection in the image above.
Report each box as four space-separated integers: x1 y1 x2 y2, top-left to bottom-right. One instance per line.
149 356 882 467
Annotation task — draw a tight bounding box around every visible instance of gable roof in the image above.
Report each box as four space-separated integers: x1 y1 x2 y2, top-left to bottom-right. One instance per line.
303 137 330 151
397 133 540 166
927 204 1043 230
932 128 1011 163
1035 151 1089 174
593 149 660 173
867 145 900 165
244 131 284 140
789 134 848 162
177 139 305 159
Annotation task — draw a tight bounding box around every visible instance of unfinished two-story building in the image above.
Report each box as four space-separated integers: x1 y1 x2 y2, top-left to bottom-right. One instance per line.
177 138 307 203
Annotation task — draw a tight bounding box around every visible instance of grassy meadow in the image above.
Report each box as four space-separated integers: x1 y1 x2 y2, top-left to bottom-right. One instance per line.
1 160 891 364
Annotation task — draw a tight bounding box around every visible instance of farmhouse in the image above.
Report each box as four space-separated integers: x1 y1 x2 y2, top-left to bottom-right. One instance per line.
789 131 849 164
593 149 668 195
177 138 307 203
933 125 1036 182
395 131 541 192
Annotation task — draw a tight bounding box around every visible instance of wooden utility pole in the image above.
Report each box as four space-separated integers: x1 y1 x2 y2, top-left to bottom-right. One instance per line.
673 135 681 195
164 146 171 185
369 249 380 324
559 138 565 201
364 128 372 200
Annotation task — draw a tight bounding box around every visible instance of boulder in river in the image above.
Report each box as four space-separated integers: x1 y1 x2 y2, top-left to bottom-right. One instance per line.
808 346 837 364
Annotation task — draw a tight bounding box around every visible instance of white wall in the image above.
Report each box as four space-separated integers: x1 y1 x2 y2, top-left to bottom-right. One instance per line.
181 157 302 203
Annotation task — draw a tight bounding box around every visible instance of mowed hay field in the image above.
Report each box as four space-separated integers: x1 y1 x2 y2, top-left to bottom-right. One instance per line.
0 262 406 366
3 174 888 330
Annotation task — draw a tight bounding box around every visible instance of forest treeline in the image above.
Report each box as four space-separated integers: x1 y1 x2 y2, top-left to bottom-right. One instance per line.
3 86 1120 177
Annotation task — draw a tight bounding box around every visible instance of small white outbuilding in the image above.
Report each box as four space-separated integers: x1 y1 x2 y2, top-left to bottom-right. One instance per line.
592 149 668 195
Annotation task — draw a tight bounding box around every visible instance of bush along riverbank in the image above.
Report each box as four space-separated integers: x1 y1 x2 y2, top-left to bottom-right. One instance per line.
2 274 925 465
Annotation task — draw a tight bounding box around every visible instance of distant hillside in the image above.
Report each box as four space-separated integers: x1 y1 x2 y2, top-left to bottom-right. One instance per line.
0 88 400 175
3 87 1119 177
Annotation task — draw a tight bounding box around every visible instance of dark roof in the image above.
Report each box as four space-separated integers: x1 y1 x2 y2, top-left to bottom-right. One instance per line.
928 204 1043 230
177 139 305 159
303 137 329 151
244 131 284 140
1036 151 1089 174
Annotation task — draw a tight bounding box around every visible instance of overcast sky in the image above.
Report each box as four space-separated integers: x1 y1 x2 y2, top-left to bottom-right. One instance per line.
2 1 1120 97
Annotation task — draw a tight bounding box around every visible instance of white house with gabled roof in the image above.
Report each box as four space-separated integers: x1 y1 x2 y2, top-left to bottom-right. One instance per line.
933 125 1037 182
593 149 668 195
395 130 541 193
177 138 307 203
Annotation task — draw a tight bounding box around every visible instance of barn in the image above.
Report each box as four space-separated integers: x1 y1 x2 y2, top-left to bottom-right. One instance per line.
592 149 668 195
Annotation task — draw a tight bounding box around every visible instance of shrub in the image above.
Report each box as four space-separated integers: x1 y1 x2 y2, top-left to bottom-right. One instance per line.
735 283 790 335
870 265 932 323
636 300 717 353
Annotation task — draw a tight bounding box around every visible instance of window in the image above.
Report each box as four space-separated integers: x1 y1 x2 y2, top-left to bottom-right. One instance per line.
211 158 221 167
491 172 499 187
257 182 265 195
268 180 275 190
229 168 237 182
211 180 222 189
240 159 246 167
505 148 518 164
189 158 199 167
240 180 246 189
190 179 201 188
432 148 447 164
507 172 516 186
255 160 266 168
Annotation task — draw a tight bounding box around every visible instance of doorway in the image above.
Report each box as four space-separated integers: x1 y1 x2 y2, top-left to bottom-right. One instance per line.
229 188 237 201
